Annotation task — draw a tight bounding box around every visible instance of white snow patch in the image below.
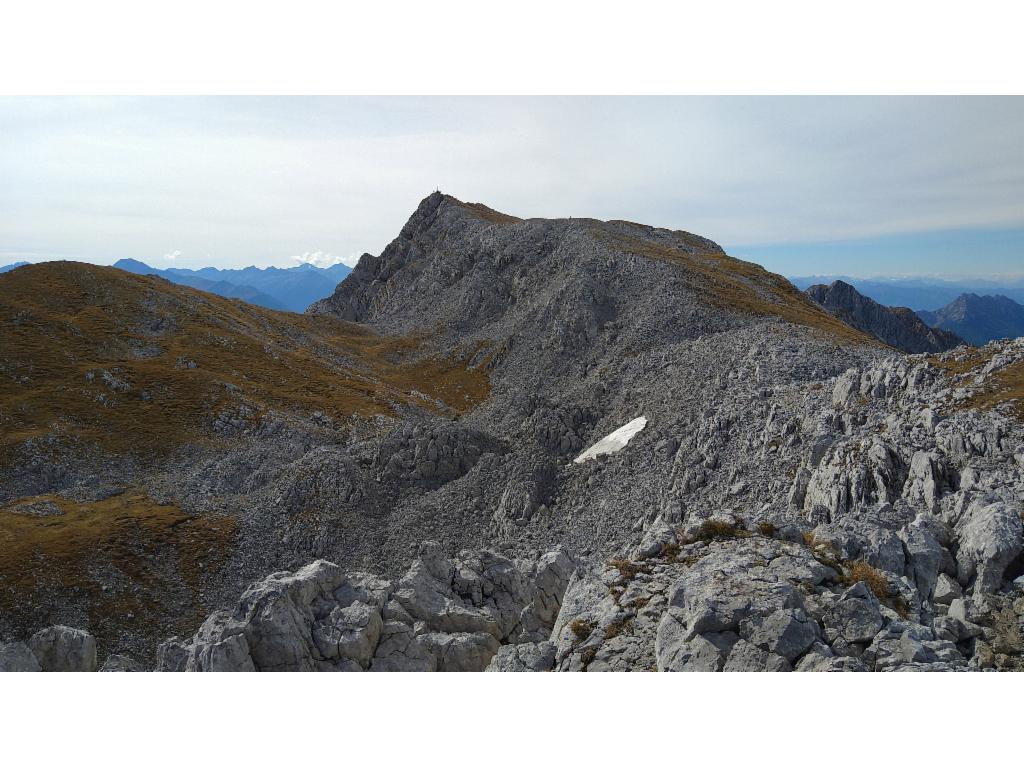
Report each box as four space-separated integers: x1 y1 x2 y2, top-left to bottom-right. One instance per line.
573 416 648 464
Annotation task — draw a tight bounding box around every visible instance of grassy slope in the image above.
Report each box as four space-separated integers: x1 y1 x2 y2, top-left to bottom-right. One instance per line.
0 262 492 655
0 492 235 658
0 262 490 463
931 348 1024 420
592 224 880 347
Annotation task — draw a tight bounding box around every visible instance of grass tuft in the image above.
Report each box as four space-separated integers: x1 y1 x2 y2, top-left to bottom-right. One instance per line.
604 618 633 640
608 558 652 580
684 519 751 544
843 559 891 600
570 618 595 639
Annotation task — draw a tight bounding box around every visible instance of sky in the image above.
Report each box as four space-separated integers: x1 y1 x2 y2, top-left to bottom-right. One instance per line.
1 96 1022 276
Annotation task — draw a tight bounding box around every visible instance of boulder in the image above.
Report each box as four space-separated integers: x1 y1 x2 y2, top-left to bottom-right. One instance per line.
933 573 962 605
822 583 885 645
0 642 40 672
745 608 819 662
955 499 1023 593
27 626 97 672
99 654 145 672
486 641 556 672
370 621 435 672
419 631 501 672
633 515 677 560
900 514 946 601
722 639 791 672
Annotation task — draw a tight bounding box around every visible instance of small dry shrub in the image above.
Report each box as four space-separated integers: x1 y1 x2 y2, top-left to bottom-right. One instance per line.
661 541 681 562
608 558 650 580
757 521 778 537
844 560 890 600
580 647 597 668
570 618 595 639
687 519 750 543
604 618 633 640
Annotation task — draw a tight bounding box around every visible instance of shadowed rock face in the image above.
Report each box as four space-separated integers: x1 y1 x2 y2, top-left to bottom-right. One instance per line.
917 293 1024 346
806 280 965 353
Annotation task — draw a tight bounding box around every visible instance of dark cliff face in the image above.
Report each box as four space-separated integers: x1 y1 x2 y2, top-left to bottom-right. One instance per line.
917 293 1024 346
806 280 965 353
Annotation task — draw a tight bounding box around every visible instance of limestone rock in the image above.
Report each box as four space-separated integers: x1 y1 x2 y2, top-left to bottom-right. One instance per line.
486 641 556 672
99 654 145 672
0 642 40 672
27 626 97 672
955 499 1023 593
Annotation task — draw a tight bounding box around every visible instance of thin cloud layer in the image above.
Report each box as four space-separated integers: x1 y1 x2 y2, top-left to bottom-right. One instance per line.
0 97 1022 275
292 250 356 268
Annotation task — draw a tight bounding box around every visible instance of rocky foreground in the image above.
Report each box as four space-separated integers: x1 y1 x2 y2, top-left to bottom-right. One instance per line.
5 337 1023 672
2 194 1023 671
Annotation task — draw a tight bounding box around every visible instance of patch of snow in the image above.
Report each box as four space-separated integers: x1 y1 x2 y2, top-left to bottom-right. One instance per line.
573 416 648 464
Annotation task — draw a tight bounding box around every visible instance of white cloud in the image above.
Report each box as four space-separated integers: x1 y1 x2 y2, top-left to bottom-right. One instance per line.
292 250 357 268
163 249 181 261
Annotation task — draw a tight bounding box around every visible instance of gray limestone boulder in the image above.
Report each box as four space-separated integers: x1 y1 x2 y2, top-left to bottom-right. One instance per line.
900 513 947 601
745 608 819 662
370 621 435 672
486 641 556 672
955 499 1023 593
933 573 962 605
419 631 501 671
27 626 97 672
722 639 791 671
0 642 41 672
822 583 885 645
99 654 146 672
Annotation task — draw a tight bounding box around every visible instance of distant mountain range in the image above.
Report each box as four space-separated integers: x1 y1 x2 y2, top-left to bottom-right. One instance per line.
0 258 352 311
917 293 1024 346
792 274 1024 345
805 280 963 353
112 259 352 312
788 275 1024 311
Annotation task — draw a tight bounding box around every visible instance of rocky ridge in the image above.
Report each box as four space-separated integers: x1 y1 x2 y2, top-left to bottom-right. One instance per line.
806 280 964 353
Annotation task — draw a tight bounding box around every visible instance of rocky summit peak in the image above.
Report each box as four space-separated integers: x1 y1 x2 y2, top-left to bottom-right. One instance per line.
918 292 1024 346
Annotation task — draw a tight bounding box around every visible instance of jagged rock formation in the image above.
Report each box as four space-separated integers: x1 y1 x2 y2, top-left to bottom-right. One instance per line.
806 280 964 353
3 193 1024 670
918 293 1024 346
149 543 574 672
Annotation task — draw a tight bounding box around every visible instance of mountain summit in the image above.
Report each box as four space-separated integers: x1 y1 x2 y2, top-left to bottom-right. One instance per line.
917 293 1024 345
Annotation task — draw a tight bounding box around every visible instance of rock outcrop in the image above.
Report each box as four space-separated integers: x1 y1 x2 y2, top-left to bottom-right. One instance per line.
153 543 574 672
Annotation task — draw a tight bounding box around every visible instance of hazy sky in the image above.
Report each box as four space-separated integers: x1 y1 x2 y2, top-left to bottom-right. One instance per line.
1 96 1022 276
